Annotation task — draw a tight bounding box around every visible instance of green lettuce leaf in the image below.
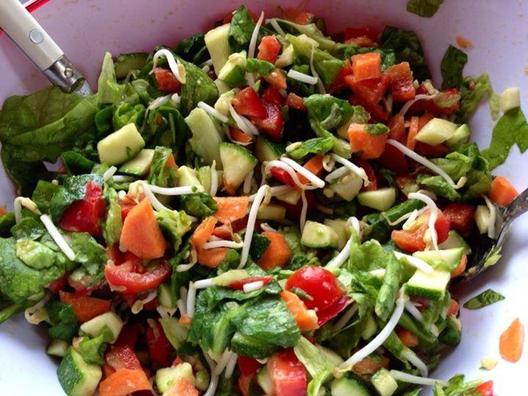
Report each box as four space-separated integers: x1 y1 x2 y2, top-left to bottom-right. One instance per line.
463 289 505 310
228 5 256 53
433 374 484 396
70 232 107 277
46 300 79 342
287 136 335 160
246 58 275 76
156 209 192 251
456 74 493 123
97 52 125 105
304 94 353 137
102 186 123 246
180 192 217 217
407 0 444 17
112 102 145 130
179 58 219 115
441 45 468 89
148 146 178 187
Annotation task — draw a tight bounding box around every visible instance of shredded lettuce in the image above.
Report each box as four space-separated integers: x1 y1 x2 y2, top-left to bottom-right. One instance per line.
463 289 505 310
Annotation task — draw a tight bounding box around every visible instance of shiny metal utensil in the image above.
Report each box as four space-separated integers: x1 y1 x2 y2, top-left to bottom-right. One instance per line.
0 0 90 93
463 188 528 280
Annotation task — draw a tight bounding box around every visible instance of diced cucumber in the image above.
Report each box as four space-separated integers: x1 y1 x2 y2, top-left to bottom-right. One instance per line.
156 362 194 393
186 108 225 167
257 204 286 221
275 44 294 68
219 142 257 191
197 166 212 193
301 221 339 248
97 123 145 166
160 317 189 350
204 23 231 75
57 349 102 396
274 186 301 205
500 87 520 113
318 345 344 366
256 367 273 395
331 172 363 201
176 166 203 189
371 369 398 396
331 376 370 396
446 124 470 148
119 148 155 176
218 51 247 88
475 205 491 234
361 314 378 340
158 283 176 308
406 269 450 300
413 247 465 272
324 218 351 250
415 118 458 145
439 230 471 255
214 89 235 116
79 312 123 343
47 339 69 357
255 136 285 162
357 188 397 211
114 52 148 79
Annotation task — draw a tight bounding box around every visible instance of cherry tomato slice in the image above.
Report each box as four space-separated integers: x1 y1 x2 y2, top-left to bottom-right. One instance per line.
104 260 171 294
267 349 307 396
285 267 343 311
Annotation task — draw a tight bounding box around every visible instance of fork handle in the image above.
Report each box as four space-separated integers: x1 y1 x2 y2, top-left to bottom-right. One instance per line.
503 187 528 223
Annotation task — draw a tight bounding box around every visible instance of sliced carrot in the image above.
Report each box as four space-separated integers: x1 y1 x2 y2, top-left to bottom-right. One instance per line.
351 52 382 82
406 116 420 150
120 199 167 259
490 176 518 206
229 127 254 145
499 318 524 363
191 216 227 267
214 197 250 224
258 231 292 270
165 378 199 396
99 368 152 396
298 154 324 184
396 328 418 347
280 290 318 332
59 291 111 323
191 217 217 247
348 123 387 160
451 255 467 278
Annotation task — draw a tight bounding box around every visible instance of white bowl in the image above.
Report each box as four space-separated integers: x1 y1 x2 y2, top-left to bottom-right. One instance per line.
0 1 527 394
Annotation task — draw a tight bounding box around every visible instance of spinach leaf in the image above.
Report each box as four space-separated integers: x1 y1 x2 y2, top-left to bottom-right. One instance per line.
175 34 208 65
70 232 107 277
249 233 271 261
229 5 256 53
287 136 335 160
103 186 123 246
375 252 401 321
0 213 16 237
148 146 178 187
180 193 217 217
50 174 103 222
463 289 505 310
11 217 46 241
144 103 190 152
62 151 96 175
441 45 468 89
156 209 192 251
482 107 528 169
380 26 430 81
456 74 493 123
16 239 58 270
406 0 444 17
304 94 353 137
113 102 145 130
246 58 275 76
46 300 79 342
179 58 219 115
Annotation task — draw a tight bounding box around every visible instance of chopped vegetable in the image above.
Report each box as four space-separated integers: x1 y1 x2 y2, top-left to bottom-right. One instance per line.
499 318 524 363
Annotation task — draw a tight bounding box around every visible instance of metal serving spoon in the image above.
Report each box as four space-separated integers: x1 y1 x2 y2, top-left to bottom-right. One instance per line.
463 188 528 280
0 0 90 94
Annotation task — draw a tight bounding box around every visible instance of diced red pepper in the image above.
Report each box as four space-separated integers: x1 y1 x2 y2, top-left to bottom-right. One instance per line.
270 167 297 187
476 381 494 396
329 61 353 93
345 74 389 105
378 144 408 175
105 345 142 371
265 69 287 90
114 323 142 349
262 86 286 107
146 319 173 368
253 102 284 140
443 203 475 236
257 36 282 64
286 93 306 110
47 275 68 294
316 296 351 326
233 87 268 119
153 68 181 93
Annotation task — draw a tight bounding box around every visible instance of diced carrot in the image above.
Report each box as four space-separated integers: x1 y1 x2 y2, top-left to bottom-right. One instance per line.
258 231 292 270
352 356 389 375
191 217 217 247
59 291 112 323
196 247 228 268
164 378 199 396
447 298 460 317
214 197 250 224
456 36 473 49
499 318 524 363
489 176 518 206
348 123 387 160
229 127 254 144
119 199 167 259
212 224 233 240
384 62 413 83
166 153 177 169
388 114 406 141
179 314 192 326
351 52 382 82
396 327 419 347
298 155 324 184
192 217 228 267
99 368 152 396
451 255 467 278
265 69 287 90
280 290 319 332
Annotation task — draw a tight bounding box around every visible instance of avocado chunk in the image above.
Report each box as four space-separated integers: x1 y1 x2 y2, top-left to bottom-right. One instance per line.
218 51 247 88
357 188 397 211
57 349 102 396
205 24 231 75
301 221 339 248
176 166 203 189
97 123 145 166
186 108 224 167
371 368 398 396
79 312 123 343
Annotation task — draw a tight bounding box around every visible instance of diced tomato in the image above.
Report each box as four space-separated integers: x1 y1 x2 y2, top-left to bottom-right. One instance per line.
286 93 306 110
59 181 106 237
47 275 68 293
119 194 137 220
271 167 297 187
265 69 288 90
476 381 494 396
153 68 181 93
345 74 389 105
105 345 142 371
267 349 307 396
233 87 267 119
238 356 262 376
258 36 282 63
283 191 316 221
146 319 173 368
329 60 354 93
228 276 273 290
344 26 379 42
285 266 343 311
391 210 450 253
489 176 518 206
356 160 378 191
238 374 254 396
351 52 381 82
253 102 284 140
59 291 112 323
349 93 389 122
262 86 286 107
104 260 171 294
316 296 351 326
114 323 142 349
379 144 408 175
443 203 475 236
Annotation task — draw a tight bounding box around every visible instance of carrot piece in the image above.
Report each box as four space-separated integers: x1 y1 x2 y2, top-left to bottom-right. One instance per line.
258 231 292 270
352 356 389 375
102 363 116 379
119 199 167 259
164 378 199 396
214 197 250 224
396 327 418 347
298 154 324 184
191 217 217 247
196 247 228 268
0 207 7 216
418 112 434 129
447 298 460 317
490 176 519 206
456 36 473 49
212 224 233 240
384 62 413 83
59 291 112 323
406 116 420 150
451 255 467 278
280 290 319 332
229 127 254 144
191 216 227 267
351 52 382 81
99 368 152 396
499 318 524 363
348 123 387 159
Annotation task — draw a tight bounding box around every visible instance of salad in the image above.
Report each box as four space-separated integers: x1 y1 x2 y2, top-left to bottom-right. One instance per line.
0 4 524 396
